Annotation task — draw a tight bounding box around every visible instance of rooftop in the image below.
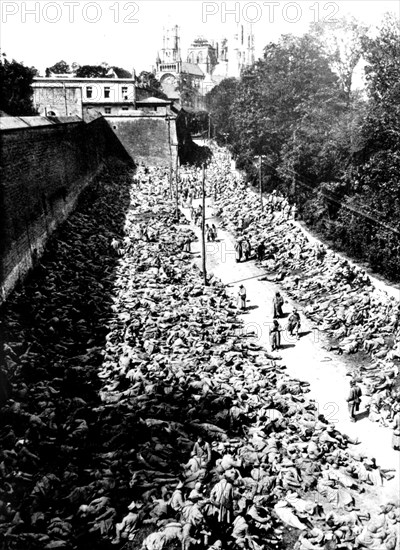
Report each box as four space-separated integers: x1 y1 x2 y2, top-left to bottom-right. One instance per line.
33 77 136 84
136 97 172 105
181 63 204 77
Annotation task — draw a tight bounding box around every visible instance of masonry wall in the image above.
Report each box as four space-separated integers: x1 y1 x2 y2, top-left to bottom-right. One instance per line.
0 117 130 302
33 87 83 118
105 116 178 167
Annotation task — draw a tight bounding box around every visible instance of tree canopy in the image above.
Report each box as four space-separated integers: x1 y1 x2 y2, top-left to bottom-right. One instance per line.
0 54 38 116
75 65 109 78
206 14 400 281
45 60 132 79
45 60 70 76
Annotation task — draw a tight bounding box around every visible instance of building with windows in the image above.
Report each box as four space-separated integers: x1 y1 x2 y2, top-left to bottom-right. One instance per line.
32 77 143 120
155 23 255 108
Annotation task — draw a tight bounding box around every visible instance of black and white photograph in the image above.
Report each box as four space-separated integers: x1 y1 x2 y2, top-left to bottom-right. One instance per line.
0 1 399 549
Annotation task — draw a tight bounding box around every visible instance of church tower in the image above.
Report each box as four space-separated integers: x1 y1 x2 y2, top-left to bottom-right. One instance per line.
158 24 181 65
155 24 182 101
186 37 218 78
231 23 255 77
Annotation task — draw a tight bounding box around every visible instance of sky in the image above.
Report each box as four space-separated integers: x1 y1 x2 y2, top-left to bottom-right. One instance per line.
1 0 399 76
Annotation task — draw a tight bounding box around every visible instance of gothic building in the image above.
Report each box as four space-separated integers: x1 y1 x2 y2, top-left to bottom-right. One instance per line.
154 24 255 109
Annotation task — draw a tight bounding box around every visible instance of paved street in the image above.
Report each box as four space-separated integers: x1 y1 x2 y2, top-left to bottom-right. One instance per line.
181 198 400 506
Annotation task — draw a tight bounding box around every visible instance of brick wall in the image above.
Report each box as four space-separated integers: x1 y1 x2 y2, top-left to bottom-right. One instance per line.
0 117 128 302
105 115 178 167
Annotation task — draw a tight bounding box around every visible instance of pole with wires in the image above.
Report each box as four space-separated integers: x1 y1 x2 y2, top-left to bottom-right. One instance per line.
167 116 173 199
175 151 179 221
201 163 208 286
259 155 263 212
292 129 297 200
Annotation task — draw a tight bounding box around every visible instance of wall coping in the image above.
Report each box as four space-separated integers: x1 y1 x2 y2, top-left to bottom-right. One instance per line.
105 113 177 120
0 115 83 132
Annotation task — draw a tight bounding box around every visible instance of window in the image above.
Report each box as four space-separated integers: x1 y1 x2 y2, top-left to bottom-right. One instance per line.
86 87 93 98
104 86 111 99
105 107 111 114
122 107 129 111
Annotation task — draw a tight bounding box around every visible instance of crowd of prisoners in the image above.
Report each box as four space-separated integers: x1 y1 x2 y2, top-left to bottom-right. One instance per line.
0 147 398 550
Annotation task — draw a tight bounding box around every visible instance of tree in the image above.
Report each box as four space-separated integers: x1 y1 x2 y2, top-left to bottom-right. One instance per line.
75 64 132 79
206 20 400 281
138 71 161 90
186 111 209 136
178 73 199 109
335 13 400 279
230 34 342 181
75 65 108 78
45 60 70 76
113 66 132 79
359 12 400 162
137 71 167 99
0 54 38 116
206 77 239 143
311 17 369 101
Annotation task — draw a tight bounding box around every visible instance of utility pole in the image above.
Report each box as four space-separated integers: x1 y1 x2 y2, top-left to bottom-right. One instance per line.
63 81 68 116
258 155 263 213
175 151 179 220
132 72 137 110
169 162 173 199
167 116 173 198
208 113 211 141
201 163 208 286
292 129 297 200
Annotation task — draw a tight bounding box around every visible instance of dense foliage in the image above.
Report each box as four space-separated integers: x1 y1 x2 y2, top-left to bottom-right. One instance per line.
45 59 71 75
186 110 210 136
45 60 132 78
0 54 38 116
206 14 400 281
75 64 114 78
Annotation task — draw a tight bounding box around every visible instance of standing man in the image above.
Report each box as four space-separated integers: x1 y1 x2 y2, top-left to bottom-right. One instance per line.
257 241 265 263
287 309 301 340
237 285 247 311
209 474 234 526
242 237 251 261
269 319 282 351
347 380 362 422
273 292 284 318
235 240 243 263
